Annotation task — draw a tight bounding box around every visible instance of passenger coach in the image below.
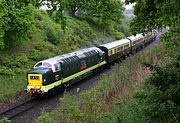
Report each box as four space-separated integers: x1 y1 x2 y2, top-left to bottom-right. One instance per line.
127 34 144 53
97 39 131 63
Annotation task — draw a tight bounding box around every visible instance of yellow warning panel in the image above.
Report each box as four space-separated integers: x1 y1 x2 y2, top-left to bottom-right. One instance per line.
28 74 42 86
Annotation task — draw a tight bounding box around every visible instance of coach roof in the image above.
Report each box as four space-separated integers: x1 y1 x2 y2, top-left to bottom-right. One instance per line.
99 39 130 49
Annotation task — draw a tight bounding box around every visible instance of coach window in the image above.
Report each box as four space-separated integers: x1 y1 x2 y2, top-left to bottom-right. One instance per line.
118 46 123 51
111 50 113 55
108 51 111 56
120 46 123 51
133 41 136 45
124 44 129 49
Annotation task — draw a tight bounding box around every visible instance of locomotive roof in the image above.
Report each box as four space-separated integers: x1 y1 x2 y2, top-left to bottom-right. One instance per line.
33 47 102 72
127 34 144 42
35 47 101 65
99 38 130 49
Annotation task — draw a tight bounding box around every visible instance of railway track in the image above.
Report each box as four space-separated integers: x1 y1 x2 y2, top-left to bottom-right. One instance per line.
0 98 43 120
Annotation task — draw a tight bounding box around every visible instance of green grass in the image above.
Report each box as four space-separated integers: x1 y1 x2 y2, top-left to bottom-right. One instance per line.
0 75 26 102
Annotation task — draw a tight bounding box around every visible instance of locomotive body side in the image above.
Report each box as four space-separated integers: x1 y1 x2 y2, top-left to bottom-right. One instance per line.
27 47 106 96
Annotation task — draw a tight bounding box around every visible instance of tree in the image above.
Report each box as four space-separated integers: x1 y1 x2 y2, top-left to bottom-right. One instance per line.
126 0 180 34
62 0 86 17
46 0 124 32
0 0 35 49
124 0 180 122
87 0 124 32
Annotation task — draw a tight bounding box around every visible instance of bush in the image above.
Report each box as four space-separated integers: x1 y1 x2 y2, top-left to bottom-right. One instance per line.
0 66 15 76
144 55 180 121
118 54 180 123
28 41 62 61
0 53 28 67
38 92 87 123
0 55 11 66
112 31 125 40
15 53 29 67
29 49 55 61
45 26 60 44
108 26 125 40
0 117 11 123
114 24 131 37
34 41 58 53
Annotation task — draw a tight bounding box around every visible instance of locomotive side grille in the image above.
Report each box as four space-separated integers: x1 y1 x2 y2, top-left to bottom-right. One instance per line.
28 74 42 86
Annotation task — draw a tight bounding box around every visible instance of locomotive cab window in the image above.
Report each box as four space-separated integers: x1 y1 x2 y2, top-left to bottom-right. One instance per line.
34 62 42 68
43 62 52 68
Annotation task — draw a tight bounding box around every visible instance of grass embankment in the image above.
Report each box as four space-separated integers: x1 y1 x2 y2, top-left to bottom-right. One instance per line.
0 9 129 102
37 39 174 123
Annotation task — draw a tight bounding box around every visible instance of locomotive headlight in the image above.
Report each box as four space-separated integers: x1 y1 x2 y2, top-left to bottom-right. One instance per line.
44 79 46 82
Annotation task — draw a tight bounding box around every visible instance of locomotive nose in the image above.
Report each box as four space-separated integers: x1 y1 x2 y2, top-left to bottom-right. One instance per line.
28 74 42 86
27 68 53 96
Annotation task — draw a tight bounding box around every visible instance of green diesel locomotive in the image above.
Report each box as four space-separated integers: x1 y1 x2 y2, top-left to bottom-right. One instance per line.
27 47 106 96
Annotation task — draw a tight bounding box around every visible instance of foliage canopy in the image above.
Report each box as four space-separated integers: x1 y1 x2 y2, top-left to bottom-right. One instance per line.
126 0 180 34
47 0 124 31
0 0 35 49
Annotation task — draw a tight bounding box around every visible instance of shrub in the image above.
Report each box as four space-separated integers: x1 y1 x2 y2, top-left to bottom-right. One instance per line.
114 24 131 37
0 53 28 67
0 55 11 66
118 54 180 123
108 26 125 40
34 41 58 53
38 92 87 123
15 53 29 67
29 49 55 61
112 31 125 40
0 66 15 76
45 26 60 44
0 117 11 123
143 55 180 122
